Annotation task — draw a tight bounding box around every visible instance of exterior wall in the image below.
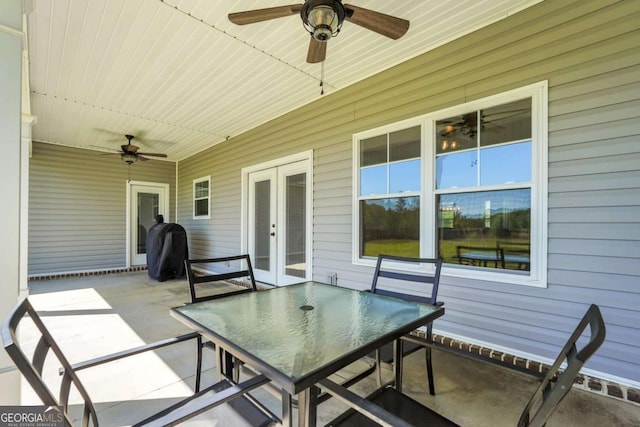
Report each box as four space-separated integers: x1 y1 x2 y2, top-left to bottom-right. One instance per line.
177 0 640 387
0 0 24 404
28 142 176 276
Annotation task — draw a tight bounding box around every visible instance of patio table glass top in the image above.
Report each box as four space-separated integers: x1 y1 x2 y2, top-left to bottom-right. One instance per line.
171 281 444 394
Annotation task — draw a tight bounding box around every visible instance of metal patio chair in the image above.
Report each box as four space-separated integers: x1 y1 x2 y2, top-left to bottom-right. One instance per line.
184 254 258 392
1 297 278 426
322 303 606 427
368 254 443 396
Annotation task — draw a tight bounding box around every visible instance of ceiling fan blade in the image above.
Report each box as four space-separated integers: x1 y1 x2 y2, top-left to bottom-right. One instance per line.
482 110 529 120
137 152 168 158
344 4 409 39
137 156 150 162
121 144 139 153
307 37 327 63
229 4 302 25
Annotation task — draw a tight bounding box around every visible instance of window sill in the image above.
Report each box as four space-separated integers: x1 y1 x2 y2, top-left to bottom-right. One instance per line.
353 257 546 288
442 265 546 288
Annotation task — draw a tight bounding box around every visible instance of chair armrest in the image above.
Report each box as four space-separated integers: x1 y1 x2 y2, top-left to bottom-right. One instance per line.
60 332 200 375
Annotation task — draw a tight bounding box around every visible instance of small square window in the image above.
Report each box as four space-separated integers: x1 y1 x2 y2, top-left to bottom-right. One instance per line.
193 176 210 219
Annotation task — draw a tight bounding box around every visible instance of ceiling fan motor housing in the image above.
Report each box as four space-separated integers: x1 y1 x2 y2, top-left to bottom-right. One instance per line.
301 0 345 41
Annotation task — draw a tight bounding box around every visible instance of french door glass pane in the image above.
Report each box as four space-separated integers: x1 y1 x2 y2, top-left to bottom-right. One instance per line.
285 173 306 278
137 193 159 255
254 180 271 271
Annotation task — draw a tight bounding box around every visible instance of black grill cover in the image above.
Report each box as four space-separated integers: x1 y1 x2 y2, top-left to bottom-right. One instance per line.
146 222 188 282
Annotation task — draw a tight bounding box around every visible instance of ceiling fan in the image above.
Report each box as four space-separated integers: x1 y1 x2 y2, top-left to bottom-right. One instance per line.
108 134 168 165
228 0 410 63
438 109 527 139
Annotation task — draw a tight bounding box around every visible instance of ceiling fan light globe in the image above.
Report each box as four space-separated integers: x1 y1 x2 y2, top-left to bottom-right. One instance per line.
121 153 138 165
308 5 336 27
302 0 345 41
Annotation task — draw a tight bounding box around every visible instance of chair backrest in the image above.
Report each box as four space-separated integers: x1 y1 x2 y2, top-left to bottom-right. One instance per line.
2 298 98 427
371 254 442 305
184 254 257 303
518 304 606 427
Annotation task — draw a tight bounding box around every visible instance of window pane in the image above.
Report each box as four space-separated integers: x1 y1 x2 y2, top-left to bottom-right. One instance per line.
436 189 531 271
137 193 158 255
436 112 477 155
195 181 209 198
360 197 420 259
194 199 208 216
480 141 531 185
389 159 420 193
389 126 421 161
285 173 306 278
254 180 271 271
436 150 477 189
361 135 387 167
360 164 387 195
481 98 531 146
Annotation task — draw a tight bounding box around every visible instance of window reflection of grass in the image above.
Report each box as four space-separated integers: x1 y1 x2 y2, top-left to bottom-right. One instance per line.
364 239 419 258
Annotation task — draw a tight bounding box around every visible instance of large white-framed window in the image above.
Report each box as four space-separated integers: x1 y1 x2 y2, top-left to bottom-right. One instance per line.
353 81 548 287
193 176 211 219
355 120 423 259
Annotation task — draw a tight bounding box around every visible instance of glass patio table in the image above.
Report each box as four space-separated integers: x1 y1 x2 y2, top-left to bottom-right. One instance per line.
170 281 445 427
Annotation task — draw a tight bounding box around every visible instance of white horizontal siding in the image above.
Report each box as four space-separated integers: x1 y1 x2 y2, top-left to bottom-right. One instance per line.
29 142 176 275
176 0 640 386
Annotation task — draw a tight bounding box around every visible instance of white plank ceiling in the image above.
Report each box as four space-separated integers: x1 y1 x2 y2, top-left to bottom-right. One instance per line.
25 0 542 162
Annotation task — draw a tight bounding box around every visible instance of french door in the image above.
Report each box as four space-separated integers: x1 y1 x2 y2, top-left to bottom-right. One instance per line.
246 159 311 286
129 181 169 266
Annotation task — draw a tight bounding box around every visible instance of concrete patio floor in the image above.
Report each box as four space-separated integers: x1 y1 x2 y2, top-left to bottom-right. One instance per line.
13 271 640 426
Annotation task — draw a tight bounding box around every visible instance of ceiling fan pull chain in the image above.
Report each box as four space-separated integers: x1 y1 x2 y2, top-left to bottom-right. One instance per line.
320 60 325 95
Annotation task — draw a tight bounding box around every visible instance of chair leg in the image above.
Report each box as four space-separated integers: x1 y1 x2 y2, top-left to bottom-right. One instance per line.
195 336 203 392
426 345 435 396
